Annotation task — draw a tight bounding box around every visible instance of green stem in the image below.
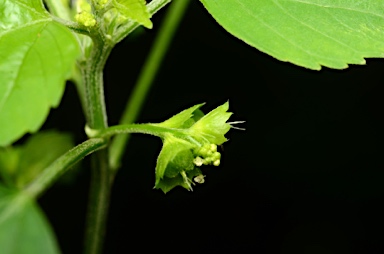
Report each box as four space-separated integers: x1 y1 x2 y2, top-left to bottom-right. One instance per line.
83 37 111 129
23 121 197 198
52 16 92 36
109 0 190 170
65 1 183 252
84 149 111 254
82 32 113 254
24 138 107 198
98 123 181 139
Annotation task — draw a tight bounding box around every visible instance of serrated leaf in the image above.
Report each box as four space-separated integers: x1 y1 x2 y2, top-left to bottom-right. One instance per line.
113 0 152 28
0 184 60 254
200 0 384 70
0 130 74 188
0 0 80 146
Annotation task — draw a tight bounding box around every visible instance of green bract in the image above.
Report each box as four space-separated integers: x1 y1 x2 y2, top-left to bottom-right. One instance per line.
153 102 233 193
112 0 152 28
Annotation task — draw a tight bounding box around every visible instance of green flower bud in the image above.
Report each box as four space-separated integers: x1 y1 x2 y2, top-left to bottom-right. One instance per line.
75 0 96 27
75 12 96 27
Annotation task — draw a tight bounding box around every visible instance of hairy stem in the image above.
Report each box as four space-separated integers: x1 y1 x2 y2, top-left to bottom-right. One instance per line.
84 149 111 254
52 16 92 36
109 0 190 170
82 33 113 254
76 0 180 252
24 138 106 198
98 123 184 139
83 38 111 129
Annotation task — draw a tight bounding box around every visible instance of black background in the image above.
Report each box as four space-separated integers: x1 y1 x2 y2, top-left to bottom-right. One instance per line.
40 1 384 253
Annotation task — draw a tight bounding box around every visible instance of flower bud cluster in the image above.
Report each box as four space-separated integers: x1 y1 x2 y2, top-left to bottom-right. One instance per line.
75 0 97 27
193 144 221 167
75 12 97 27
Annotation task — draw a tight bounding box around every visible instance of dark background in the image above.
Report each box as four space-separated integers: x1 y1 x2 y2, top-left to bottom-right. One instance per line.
41 1 384 253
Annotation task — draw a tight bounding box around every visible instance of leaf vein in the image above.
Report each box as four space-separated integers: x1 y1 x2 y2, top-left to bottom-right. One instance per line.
273 0 360 54
234 0 335 63
12 0 47 18
0 19 51 37
0 23 48 114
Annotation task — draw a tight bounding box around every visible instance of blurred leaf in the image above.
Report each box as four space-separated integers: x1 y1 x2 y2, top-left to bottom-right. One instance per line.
200 0 384 70
0 184 60 254
0 0 80 146
0 130 74 188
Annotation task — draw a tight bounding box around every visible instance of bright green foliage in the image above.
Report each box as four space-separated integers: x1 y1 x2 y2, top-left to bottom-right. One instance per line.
0 0 80 146
0 184 60 254
200 0 384 70
153 102 233 193
112 0 153 28
0 131 74 189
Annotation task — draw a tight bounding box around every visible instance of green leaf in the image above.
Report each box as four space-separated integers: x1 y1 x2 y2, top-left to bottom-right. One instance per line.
112 0 153 28
0 184 60 254
200 0 384 70
0 130 74 188
0 0 80 146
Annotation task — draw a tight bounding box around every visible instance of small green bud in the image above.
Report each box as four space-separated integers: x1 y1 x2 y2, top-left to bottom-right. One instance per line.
75 12 97 27
213 152 221 160
213 160 220 166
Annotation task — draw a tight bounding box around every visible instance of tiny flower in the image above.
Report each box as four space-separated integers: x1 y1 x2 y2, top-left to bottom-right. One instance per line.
194 175 205 184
